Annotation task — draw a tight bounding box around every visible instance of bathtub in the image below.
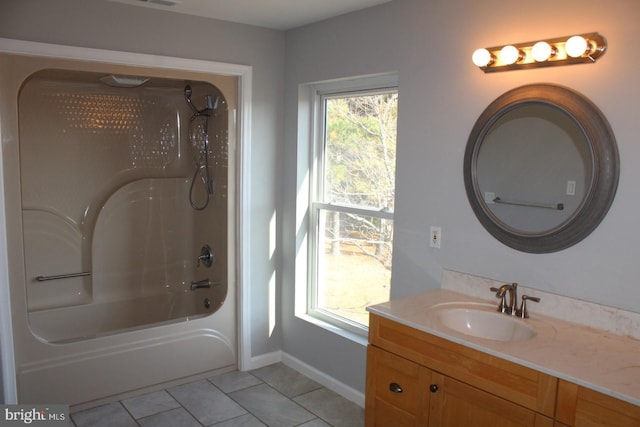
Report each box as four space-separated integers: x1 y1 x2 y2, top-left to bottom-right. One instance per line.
0 50 239 407
28 287 224 344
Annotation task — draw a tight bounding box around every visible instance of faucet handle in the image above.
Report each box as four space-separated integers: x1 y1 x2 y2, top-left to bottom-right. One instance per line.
518 295 540 318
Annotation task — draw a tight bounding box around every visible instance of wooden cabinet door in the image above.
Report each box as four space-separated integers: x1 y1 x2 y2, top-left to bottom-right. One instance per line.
556 380 640 426
365 345 431 427
369 314 557 417
429 372 553 427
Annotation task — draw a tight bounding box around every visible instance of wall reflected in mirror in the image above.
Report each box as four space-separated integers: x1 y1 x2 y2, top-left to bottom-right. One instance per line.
476 104 592 234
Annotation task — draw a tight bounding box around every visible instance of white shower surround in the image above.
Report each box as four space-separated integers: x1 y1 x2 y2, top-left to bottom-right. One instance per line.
0 38 254 405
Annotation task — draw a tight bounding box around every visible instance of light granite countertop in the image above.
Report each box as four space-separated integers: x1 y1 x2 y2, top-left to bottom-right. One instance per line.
367 288 640 407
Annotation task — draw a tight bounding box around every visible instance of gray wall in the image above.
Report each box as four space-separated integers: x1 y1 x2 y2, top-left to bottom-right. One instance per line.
282 0 640 393
0 0 285 359
0 342 3 403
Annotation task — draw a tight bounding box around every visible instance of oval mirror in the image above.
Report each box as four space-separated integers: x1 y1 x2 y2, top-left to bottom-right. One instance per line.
464 84 619 253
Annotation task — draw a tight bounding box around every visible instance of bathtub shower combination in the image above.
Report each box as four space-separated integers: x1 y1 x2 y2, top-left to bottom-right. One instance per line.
1 53 238 407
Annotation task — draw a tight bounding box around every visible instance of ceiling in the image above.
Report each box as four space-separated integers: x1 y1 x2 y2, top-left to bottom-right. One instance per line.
108 0 393 31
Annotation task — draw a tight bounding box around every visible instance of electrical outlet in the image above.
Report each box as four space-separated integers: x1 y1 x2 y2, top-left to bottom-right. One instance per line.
430 226 441 249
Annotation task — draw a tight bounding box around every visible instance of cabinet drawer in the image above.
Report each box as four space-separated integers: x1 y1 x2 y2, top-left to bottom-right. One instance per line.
369 314 557 417
556 379 640 426
365 345 430 426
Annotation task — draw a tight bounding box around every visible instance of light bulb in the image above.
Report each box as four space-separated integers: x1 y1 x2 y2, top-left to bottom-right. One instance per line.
472 48 493 67
565 36 588 58
531 41 554 62
499 45 520 65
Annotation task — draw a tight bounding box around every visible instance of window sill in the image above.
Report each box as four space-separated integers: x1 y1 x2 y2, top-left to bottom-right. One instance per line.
295 313 369 347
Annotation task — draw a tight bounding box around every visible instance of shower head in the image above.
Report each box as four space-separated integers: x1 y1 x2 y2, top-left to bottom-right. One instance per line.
184 84 218 117
205 95 219 111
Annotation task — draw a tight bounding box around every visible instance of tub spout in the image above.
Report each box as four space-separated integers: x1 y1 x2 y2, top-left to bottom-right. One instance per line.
190 279 211 291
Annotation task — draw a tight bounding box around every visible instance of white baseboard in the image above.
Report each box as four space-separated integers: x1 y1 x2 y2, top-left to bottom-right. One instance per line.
281 352 365 408
240 350 365 408
243 350 283 371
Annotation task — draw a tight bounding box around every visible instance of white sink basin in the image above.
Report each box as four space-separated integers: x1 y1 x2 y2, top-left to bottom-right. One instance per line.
426 302 536 342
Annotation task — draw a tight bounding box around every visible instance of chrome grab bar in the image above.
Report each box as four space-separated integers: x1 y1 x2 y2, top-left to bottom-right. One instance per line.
36 272 91 282
493 197 564 211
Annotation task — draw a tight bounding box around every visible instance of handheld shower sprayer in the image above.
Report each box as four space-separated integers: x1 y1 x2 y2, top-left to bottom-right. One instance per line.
184 83 218 210
184 84 201 116
184 84 217 118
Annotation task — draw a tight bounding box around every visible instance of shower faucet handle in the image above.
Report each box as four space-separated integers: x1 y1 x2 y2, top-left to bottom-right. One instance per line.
197 245 214 268
190 279 211 291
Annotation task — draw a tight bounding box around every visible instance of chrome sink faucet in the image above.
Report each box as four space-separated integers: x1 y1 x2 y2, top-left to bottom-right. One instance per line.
491 283 518 315
490 283 541 318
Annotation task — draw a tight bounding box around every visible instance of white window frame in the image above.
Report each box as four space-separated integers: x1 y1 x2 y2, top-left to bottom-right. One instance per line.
296 73 398 341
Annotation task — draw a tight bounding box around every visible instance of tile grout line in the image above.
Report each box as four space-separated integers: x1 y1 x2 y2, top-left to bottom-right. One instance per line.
205 377 261 426
289 387 332 426
164 382 214 427
225 381 306 425
115 401 142 426
222 375 328 426
209 368 332 426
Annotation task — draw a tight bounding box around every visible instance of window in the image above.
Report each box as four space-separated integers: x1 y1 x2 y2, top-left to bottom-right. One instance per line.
300 75 398 336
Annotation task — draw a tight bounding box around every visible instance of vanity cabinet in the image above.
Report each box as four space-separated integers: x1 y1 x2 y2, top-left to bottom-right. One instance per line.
366 345 430 426
366 314 555 426
366 313 640 427
366 345 553 427
555 379 640 426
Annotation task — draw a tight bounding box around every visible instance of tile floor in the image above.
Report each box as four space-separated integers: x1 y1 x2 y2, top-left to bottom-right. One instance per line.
70 363 365 427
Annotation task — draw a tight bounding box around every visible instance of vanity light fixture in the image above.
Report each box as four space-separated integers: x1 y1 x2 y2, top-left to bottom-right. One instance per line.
531 41 556 62
499 45 523 65
472 32 606 72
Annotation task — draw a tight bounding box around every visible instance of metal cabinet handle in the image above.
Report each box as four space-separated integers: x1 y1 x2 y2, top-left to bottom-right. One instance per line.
429 384 439 393
389 382 403 393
